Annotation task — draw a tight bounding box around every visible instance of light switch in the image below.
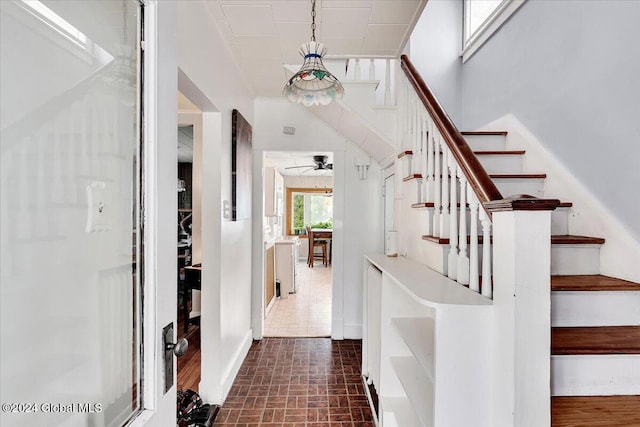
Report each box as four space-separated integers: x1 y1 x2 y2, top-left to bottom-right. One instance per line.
85 181 111 233
223 200 231 219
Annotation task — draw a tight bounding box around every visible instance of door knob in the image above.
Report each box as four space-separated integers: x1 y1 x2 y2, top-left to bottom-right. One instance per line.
166 338 188 357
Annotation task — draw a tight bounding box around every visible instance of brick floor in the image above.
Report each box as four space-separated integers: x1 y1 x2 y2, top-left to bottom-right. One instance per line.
214 338 374 427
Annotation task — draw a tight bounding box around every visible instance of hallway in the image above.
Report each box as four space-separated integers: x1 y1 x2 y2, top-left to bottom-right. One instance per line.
265 261 332 337
214 338 374 426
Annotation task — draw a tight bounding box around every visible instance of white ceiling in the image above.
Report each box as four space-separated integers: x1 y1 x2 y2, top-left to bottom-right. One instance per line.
265 151 334 176
204 0 426 97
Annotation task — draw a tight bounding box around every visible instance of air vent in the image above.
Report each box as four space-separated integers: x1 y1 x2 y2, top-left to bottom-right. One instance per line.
283 126 296 135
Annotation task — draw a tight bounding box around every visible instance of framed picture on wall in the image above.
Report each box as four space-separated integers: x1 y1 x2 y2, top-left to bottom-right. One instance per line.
231 109 252 221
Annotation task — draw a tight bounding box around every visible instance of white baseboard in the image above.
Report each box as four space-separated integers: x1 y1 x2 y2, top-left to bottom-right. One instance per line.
221 330 253 402
343 323 363 339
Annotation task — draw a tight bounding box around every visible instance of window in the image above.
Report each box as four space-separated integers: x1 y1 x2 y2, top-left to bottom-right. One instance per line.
286 188 333 235
463 0 526 62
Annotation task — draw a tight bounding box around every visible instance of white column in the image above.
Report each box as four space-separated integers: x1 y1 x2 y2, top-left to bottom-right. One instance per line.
369 58 375 80
491 209 552 427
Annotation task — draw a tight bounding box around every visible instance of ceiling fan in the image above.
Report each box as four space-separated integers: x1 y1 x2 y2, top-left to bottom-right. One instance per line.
285 155 333 173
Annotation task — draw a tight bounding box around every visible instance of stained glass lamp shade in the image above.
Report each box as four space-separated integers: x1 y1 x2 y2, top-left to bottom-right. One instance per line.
283 41 344 107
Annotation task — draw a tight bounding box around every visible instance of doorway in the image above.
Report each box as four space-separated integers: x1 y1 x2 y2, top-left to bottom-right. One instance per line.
176 94 202 392
262 151 334 337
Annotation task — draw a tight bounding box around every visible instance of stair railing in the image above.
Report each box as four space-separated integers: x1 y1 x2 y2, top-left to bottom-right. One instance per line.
398 55 502 297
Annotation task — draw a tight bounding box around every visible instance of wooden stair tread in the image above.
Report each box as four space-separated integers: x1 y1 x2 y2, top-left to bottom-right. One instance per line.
403 174 422 181
398 150 413 158
411 201 573 209
551 275 640 291
461 131 508 136
490 173 547 179
474 150 525 155
552 395 640 426
421 235 605 245
552 235 605 245
552 326 640 355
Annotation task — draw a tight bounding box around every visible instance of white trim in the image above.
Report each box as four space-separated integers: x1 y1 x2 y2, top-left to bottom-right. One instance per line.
343 323 363 339
141 0 158 414
462 0 526 63
220 330 253 401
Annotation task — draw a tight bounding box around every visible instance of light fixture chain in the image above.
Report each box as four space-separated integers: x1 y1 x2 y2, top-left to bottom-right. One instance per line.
311 0 316 42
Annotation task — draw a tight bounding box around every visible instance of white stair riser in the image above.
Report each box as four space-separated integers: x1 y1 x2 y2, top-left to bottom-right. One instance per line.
493 177 545 198
410 200 566 236
551 245 601 275
551 291 640 327
551 207 569 235
477 154 523 174
551 355 640 396
462 134 506 151
422 242 448 276
423 240 601 278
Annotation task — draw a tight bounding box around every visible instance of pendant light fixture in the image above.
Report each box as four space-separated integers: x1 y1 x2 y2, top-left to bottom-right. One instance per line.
283 0 344 106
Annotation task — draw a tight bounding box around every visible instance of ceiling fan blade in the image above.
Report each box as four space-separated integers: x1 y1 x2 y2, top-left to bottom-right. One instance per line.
285 164 315 169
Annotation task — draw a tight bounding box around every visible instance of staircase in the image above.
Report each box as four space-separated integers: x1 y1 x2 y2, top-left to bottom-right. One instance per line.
303 53 640 425
453 131 640 425
395 59 640 425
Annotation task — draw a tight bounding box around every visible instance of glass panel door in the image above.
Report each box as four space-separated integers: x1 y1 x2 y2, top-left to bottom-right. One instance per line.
0 1 142 425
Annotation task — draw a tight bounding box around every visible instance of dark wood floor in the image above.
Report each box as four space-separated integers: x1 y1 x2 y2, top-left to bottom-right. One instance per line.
177 300 201 392
552 395 640 427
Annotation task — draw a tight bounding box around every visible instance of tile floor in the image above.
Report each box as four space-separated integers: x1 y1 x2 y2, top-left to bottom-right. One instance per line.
214 338 374 427
264 261 332 337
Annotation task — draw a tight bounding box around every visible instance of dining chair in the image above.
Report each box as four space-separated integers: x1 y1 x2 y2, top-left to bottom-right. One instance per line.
306 226 327 268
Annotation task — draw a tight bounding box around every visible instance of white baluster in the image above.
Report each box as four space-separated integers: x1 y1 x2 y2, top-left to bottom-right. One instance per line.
448 155 458 280
354 58 361 80
480 208 493 298
413 98 420 171
426 119 435 203
440 144 450 239
457 173 470 284
369 59 375 80
433 134 442 237
469 191 480 292
420 110 428 203
384 59 391 106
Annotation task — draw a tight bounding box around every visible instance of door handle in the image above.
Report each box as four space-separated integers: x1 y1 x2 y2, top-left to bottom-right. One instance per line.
166 337 189 357
162 322 188 393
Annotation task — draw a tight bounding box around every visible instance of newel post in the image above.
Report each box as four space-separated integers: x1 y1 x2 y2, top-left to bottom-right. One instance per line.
485 195 560 427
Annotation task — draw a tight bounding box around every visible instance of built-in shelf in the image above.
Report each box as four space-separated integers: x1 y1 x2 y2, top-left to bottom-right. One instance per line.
391 317 435 379
382 397 423 427
390 356 434 427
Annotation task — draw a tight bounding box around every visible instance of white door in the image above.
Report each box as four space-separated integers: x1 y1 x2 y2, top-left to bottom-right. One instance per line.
0 1 176 426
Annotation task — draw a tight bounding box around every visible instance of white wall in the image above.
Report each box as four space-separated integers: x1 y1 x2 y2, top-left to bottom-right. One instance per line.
408 0 463 124
460 0 640 240
252 99 383 340
283 175 333 189
176 0 254 403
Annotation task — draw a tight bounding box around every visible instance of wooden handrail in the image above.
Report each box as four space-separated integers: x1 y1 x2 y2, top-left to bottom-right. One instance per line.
400 55 503 207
